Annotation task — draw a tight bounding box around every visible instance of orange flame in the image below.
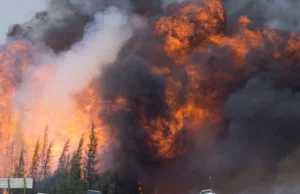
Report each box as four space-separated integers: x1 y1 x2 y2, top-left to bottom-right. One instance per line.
147 0 300 161
0 41 111 176
2 0 300 178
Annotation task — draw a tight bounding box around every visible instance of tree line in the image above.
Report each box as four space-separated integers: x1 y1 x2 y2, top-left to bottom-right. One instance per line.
5 124 139 194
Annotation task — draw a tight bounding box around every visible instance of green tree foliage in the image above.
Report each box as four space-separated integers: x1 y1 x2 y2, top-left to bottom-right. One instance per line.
85 123 98 189
56 139 70 174
12 148 27 194
98 170 139 194
39 126 49 180
14 148 25 178
100 170 115 194
32 127 54 193
70 134 84 179
29 139 40 180
31 132 139 194
67 134 86 194
42 141 53 178
52 140 71 194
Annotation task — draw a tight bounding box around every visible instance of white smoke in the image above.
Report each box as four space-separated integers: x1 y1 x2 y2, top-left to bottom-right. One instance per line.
44 6 132 101
13 6 132 146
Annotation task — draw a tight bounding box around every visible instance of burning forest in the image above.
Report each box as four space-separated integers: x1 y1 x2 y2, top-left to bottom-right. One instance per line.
2 0 300 193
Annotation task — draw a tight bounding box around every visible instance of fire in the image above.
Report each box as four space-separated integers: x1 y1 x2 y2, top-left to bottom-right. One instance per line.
76 83 111 152
154 0 226 62
142 70 221 160
2 2 300 193
0 41 111 177
132 0 300 162
0 41 30 176
139 0 227 160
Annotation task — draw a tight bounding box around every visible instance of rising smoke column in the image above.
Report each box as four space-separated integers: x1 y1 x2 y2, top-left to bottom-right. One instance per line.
95 0 300 193
0 0 133 176
3 0 300 193
12 5 132 154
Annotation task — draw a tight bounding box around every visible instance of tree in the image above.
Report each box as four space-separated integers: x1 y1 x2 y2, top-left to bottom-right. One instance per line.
39 126 49 180
85 123 98 189
68 134 85 194
9 140 16 176
53 140 70 194
42 141 53 178
56 139 70 174
14 148 25 178
100 170 115 194
29 139 40 180
70 134 84 178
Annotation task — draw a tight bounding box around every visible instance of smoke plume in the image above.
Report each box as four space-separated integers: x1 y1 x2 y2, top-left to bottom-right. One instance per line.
2 0 300 193
224 0 300 31
12 5 132 144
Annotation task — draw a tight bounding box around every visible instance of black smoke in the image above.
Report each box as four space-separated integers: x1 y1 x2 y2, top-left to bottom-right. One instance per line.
97 0 300 193
223 0 300 32
7 0 300 193
7 0 163 51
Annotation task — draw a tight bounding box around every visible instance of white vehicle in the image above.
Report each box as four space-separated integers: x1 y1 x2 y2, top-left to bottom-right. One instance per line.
200 189 215 194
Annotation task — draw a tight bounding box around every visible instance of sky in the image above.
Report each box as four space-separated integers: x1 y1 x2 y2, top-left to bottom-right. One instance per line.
0 0 46 44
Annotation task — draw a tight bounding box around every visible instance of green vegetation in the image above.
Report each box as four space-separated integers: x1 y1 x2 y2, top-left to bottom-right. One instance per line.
9 124 139 194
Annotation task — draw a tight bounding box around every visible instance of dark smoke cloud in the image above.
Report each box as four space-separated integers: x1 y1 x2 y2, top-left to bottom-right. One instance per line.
99 53 168 165
6 0 300 193
7 0 90 51
95 0 300 192
99 1 300 193
207 77 300 194
7 0 162 52
100 54 166 118
223 0 300 31
144 75 300 193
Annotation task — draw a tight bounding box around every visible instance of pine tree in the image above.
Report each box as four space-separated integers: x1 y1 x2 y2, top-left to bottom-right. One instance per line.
39 126 49 180
65 154 71 176
85 123 98 189
9 140 16 177
68 134 85 194
29 139 40 180
56 139 70 174
100 170 115 194
54 140 70 194
42 141 53 178
70 134 84 178
14 148 25 178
